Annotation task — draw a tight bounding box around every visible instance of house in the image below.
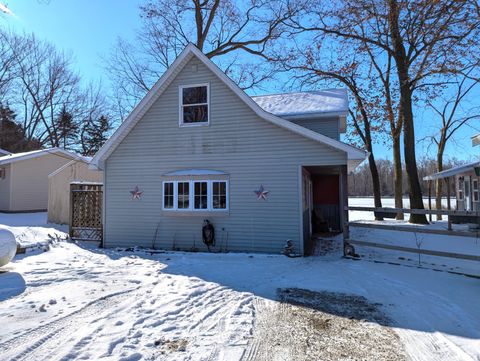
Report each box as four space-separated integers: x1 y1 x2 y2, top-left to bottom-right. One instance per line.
90 44 366 255
423 134 480 212
0 148 81 212
48 158 103 224
0 148 10 156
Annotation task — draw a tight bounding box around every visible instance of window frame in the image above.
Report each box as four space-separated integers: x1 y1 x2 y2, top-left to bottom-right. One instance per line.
178 83 210 127
162 179 229 212
473 178 479 202
458 177 464 200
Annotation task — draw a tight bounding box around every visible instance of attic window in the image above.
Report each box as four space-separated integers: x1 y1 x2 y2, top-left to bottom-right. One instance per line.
179 84 209 126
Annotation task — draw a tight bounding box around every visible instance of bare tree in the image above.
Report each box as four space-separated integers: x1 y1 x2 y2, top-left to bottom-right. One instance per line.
286 0 480 223
7 33 82 147
107 0 306 115
425 65 480 219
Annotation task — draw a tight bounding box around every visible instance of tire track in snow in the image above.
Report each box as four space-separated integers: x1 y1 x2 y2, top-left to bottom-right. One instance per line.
0 287 138 361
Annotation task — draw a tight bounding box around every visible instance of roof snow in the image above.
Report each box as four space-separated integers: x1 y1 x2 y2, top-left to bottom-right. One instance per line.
252 89 348 117
423 159 480 180
0 148 81 165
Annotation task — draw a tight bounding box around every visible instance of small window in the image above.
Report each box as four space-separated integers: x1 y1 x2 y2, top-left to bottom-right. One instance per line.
473 179 479 202
180 84 209 125
458 178 464 200
212 181 227 209
194 181 208 210
177 182 190 209
0 168 5 179
163 182 174 209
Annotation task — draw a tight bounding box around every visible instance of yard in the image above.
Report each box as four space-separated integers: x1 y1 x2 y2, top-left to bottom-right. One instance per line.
0 212 479 361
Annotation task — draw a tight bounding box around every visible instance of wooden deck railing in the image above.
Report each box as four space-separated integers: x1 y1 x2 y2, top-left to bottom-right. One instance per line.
342 206 480 261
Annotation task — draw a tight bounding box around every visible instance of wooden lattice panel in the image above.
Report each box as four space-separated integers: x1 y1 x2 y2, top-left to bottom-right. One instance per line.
70 183 103 242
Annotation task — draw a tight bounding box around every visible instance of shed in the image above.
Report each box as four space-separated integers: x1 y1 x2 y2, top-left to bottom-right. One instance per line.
0 148 80 212
48 158 103 224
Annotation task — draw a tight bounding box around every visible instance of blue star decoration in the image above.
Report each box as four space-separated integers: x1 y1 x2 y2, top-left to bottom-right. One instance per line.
130 186 143 200
254 185 269 201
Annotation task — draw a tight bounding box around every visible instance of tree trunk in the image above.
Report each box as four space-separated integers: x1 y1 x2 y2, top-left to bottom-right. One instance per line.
388 0 428 224
392 135 404 219
368 152 384 220
435 144 445 220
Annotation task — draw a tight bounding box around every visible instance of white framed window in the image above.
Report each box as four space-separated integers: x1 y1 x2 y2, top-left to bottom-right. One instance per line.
163 180 228 212
194 181 208 210
458 177 464 200
473 179 479 202
179 83 209 126
163 182 174 209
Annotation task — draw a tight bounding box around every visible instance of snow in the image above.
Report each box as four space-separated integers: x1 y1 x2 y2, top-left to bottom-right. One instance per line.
0 212 67 250
348 197 480 277
252 89 348 117
0 228 16 267
423 160 480 180
0 212 479 360
0 148 83 166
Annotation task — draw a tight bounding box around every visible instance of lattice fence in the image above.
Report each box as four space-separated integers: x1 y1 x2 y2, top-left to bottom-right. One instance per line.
69 183 103 242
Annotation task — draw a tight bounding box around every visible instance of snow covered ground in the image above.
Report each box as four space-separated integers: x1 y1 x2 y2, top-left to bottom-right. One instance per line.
0 212 67 249
0 212 479 360
348 198 480 277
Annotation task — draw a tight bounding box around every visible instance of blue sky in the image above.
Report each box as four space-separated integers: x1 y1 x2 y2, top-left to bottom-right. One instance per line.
3 0 479 161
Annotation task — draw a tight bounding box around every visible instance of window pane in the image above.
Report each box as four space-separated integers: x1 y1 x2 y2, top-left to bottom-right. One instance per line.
182 86 207 105
213 181 227 209
177 182 190 209
164 182 174 209
183 105 208 123
194 182 208 209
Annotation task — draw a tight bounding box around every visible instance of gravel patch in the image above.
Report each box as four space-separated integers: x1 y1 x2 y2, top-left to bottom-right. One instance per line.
244 288 407 361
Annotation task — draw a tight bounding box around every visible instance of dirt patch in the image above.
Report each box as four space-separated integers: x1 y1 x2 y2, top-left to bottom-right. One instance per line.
244 288 406 361
154 337 188 353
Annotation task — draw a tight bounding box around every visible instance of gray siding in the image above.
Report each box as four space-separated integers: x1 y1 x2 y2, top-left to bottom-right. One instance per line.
104 56 347 254
290 117 339 140
0 164 11 210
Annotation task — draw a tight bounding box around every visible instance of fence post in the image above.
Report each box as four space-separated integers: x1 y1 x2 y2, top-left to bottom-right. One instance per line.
428 180 433 222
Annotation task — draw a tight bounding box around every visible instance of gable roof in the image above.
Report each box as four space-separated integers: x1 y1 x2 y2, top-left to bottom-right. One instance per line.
423 160 480 181
252 89 348 118
0 148 10 156
0 148 81 166
90 44 367 170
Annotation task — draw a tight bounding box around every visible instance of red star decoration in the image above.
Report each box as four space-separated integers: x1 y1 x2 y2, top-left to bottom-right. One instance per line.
254 185 269 200
130 186 143 200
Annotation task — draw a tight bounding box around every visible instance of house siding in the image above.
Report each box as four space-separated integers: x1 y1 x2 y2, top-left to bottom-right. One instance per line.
10 154 73 211
0 164 11 210
104 57 347 254
290 117 340 140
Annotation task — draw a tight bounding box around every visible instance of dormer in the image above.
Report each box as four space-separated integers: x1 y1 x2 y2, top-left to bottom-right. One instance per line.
252 89 348 140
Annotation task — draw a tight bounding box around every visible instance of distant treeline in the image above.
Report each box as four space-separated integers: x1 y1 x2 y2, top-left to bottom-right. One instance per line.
348 158 466 197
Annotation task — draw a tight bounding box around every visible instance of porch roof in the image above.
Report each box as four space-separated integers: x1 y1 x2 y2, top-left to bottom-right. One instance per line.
423 160 480 181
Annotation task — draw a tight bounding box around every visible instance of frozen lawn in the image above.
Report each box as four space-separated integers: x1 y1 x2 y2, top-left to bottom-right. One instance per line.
0 213 479 360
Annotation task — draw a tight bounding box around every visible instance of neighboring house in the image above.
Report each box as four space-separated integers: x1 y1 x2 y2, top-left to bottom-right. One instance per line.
0 148 80 212
0 148 11 156
48 158 103 224
90 43 366 255
424 134 480 212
